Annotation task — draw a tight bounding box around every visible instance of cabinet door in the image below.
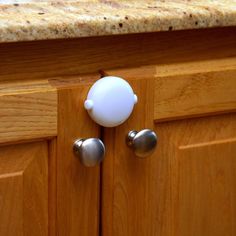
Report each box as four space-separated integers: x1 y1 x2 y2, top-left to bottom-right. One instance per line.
0 141 48 236
0 79 57 236
102 64 236 236
55 75 101 236
0 76 101 236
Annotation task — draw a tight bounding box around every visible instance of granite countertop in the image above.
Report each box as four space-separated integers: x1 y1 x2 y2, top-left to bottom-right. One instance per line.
0 0 236 43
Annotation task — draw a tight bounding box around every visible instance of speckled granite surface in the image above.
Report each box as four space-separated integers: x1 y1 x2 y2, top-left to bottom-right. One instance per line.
0 0 236 43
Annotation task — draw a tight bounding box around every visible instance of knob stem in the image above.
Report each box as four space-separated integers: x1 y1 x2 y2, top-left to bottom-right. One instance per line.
126 130 138 147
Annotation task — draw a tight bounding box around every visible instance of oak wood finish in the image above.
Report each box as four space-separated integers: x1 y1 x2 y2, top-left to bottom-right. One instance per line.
0 79 57 144
0 74 101 236
0 141 48 236
55 75 100 236
102 74 156 236
155 69 236 121
48 139 57 236
103 106 236 236
0 26 236 236
103 58 236 122
102 69 236 236
0 27 236 81
165 114 236 236
177 139 236 236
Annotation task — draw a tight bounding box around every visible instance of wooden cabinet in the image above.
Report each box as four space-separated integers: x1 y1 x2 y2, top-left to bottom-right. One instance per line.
101 65 236 236
0 27 236 236
0 76 101 236
102 114 236 236
0 81 56 236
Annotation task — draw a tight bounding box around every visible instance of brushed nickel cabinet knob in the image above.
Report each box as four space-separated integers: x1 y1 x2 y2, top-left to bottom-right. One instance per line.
73 138 105 167
126 129 158 158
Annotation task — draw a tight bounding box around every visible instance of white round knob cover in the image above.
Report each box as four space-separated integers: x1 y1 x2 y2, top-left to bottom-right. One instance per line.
84 76 138 127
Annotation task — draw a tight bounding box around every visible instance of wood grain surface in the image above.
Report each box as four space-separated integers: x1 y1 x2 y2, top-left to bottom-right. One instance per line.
102 74 156 236
102 66 236 236
0 141 48 236
0 27 235 81
0 79 57 144
103 57 236 122
56 75 101 236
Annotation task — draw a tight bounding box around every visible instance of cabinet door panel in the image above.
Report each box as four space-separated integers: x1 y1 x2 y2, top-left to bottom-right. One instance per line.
102 63 236 236
177 140 236 236
0 141 48 236
103 112 236 236
162 114 236 236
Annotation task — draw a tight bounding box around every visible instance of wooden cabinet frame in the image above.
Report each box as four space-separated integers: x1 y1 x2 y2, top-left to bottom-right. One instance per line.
0 26 235 236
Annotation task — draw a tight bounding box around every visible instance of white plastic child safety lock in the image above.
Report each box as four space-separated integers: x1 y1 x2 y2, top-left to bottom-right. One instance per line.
84 76 138 127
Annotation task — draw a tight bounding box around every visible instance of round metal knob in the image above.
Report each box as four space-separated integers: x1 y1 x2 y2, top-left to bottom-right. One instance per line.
73 138 105 167
126 129 158 158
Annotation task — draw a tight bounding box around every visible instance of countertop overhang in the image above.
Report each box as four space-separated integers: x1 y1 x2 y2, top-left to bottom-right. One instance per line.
0 0 236 43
